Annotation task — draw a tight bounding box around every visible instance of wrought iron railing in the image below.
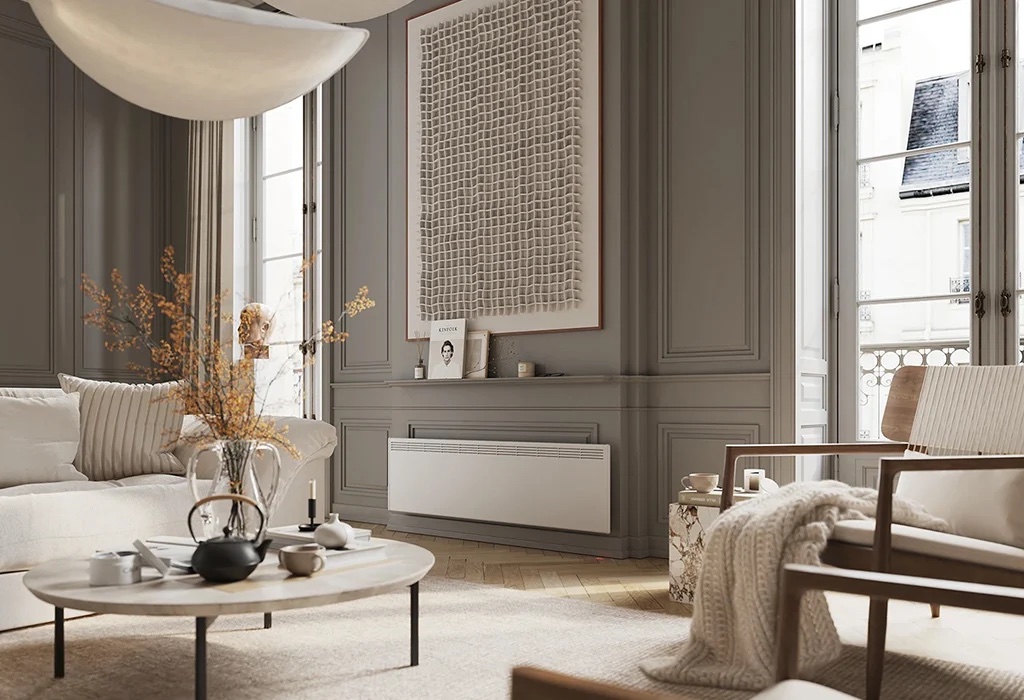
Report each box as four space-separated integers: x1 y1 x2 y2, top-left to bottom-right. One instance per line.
858 340 970 439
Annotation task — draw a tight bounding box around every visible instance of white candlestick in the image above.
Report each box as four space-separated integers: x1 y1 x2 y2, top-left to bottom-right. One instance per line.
309 479 316 500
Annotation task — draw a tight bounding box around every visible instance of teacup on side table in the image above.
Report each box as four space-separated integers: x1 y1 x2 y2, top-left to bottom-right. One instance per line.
23 539 433 700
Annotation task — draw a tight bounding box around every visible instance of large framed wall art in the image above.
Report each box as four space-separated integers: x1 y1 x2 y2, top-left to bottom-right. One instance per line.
406 0 601 339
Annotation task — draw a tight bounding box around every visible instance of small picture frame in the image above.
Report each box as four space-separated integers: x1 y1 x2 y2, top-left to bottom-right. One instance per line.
464 330 490 379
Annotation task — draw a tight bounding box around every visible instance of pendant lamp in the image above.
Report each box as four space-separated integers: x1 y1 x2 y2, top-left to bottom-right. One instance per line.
268 0 416 23
28 0 369 120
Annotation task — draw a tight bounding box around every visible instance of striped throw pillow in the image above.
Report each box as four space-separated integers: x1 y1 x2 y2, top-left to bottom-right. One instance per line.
58 374 184 481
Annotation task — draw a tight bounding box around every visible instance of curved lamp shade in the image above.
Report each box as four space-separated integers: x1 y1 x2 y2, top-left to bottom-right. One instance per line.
28 0 369 120
268 0 416 23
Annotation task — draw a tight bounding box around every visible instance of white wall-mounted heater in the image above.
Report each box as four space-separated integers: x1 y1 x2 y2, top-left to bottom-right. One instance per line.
387 438 611 534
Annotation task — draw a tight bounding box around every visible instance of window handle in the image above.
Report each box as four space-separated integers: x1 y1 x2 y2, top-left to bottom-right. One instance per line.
973 291 986 319
1000 289 1012 317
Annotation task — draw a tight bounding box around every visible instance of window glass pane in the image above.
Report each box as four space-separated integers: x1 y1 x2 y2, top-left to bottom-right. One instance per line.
858 299 971 439
261 170 303 259
858 151 971 299
262 96 303 175
262 256 304 343
858 0 970 161
859 0 943 21
256 343 304 418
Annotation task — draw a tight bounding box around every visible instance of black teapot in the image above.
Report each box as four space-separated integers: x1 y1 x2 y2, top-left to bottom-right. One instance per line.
187 494 272 583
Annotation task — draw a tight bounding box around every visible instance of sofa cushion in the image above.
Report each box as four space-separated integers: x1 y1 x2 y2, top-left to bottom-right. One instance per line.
0 481 114 498
0 478 196 573
830 519 1024 572
173 415 338 514
0 394 87 488
895 449 1024 548
58 374 184 481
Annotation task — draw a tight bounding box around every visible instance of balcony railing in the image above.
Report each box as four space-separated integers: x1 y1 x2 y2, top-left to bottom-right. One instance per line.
859 340 970 440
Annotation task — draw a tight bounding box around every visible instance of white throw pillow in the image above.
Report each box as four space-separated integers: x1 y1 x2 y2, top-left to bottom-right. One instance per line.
895 449 1024 548
0 394 88 487
58 374 185 481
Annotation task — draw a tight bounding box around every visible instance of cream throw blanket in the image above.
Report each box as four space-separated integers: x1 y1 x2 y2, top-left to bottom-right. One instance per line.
641 480 950 690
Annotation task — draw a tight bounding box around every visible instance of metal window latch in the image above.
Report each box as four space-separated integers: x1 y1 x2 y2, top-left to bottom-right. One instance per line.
310 340 317 357
974 290 987 318
1002 49 1013 68
302 203 309 215
1001 289 1013 317
976 53 986 73
299 340 308 356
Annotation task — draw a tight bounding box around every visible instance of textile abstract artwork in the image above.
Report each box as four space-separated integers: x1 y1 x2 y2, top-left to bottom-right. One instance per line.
416 0 585 322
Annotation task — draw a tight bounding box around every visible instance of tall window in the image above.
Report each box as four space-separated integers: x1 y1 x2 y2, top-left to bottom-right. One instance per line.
251 90 323 418
837 0 1024 479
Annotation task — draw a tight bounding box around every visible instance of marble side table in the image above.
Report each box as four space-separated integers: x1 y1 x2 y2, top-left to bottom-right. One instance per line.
668 503 711 604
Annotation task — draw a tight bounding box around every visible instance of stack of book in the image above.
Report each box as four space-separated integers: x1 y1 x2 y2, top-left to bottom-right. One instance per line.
266 524 373 547
677 488 762 507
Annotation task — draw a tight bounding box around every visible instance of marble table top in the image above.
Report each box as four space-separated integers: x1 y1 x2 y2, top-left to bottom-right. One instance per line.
23 539 434 618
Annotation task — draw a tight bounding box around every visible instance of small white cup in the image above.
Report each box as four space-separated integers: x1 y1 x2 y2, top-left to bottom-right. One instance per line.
681 472 719 493
278 544 327 576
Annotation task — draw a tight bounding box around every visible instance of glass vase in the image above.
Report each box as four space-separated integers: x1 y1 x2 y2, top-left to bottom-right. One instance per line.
186 439 281 543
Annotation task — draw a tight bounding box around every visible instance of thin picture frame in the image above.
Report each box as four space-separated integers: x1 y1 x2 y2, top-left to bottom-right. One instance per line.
464 330 490 379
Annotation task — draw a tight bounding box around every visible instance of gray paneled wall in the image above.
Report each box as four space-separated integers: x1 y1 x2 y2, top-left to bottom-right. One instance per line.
0 0 188 387
323 0 787 558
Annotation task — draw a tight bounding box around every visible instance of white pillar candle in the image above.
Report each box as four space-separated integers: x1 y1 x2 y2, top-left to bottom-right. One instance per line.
309 479 316 500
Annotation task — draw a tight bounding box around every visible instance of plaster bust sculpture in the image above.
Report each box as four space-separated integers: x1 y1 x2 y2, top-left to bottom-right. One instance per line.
238 303 275 360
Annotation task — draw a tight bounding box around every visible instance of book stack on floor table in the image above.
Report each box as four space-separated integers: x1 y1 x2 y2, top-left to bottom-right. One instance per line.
668 489 762 604
266 525 387 566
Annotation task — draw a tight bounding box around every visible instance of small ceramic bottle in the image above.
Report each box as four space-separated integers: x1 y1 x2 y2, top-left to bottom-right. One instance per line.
314 513 355 549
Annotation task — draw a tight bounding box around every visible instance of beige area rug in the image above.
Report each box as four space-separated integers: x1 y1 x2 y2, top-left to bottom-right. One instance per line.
0 578 1022 700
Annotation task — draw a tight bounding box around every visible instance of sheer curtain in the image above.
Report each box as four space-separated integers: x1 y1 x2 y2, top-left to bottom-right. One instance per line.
185 120 225 340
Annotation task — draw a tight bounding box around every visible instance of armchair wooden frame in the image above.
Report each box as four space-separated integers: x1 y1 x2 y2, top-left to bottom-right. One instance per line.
777 564 1024 689
719 367 1024 698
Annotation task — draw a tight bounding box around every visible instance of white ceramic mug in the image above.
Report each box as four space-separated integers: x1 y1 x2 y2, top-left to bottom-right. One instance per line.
278 544 327 576
681 472 719 493
89 551 142 586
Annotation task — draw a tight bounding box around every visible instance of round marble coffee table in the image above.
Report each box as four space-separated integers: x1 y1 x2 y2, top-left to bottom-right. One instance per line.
23 539 434 700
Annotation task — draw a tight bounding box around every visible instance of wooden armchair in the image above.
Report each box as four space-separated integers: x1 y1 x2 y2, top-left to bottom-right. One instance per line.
720 365 1024 699
510 565 1024 700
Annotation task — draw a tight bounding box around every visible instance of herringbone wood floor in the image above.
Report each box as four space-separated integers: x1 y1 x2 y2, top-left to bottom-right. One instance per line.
353 523 690 616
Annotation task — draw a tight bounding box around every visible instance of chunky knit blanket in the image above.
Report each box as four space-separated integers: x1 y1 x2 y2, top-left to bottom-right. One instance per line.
640 480 950 690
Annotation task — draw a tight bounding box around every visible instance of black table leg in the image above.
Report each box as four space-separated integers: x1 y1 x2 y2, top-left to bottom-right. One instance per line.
54 607 64 679
410 582 419 667
195 617 207 700
263 612 272 630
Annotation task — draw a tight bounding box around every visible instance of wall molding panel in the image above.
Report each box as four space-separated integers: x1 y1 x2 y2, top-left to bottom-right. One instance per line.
0 0 184 387
322 0 797 558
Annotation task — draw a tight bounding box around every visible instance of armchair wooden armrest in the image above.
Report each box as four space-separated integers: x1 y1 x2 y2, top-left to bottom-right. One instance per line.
720 442 908 510
510 666 667 700
776 564 1024 683
873 455 1024 571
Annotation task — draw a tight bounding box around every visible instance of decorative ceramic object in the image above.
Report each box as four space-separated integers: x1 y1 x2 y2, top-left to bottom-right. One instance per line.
186 439 281 542
314 513 355 549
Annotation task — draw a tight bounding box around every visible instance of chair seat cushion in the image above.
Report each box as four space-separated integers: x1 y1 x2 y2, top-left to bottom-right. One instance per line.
831 519 1024 572
752 680 857 699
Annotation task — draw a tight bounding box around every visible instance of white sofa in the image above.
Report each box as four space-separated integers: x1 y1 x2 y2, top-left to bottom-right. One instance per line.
0 388 338 632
